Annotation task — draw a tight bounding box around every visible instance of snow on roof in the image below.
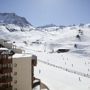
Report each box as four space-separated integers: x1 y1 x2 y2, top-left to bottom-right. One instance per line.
0 47 8 50
13 53 32 58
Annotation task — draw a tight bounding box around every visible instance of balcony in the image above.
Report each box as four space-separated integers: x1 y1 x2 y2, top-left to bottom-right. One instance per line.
0 68 12 74
32 78 40 89
0 59 12 64
33 78 49 90
32 55 37 66
32 60 37 66
0 86 12 90
0 76 12 83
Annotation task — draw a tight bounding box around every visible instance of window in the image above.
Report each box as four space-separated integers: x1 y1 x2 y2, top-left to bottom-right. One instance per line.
14 63 17 67
14 72 17 75
14 80 17 84
14 88 17 90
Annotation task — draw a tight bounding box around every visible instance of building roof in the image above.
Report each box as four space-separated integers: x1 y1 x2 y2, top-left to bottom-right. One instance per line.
13 53 32 58
0 47 8 51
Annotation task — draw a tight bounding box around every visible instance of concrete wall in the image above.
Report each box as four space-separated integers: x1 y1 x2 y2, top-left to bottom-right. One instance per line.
12 56 32 90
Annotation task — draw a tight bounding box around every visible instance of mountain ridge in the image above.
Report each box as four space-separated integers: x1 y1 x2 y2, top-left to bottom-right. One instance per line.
0 13 32 27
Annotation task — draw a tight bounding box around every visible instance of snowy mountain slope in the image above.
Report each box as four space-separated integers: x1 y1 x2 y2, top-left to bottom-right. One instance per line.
0 13 90 90
0 13 31 26
0 25 90 90
0 13 35 32
37 24 66 31
0 22 90 56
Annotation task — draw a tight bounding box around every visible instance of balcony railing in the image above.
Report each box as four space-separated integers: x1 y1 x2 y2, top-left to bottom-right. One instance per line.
0 76 12 83
33 78 49 90
32 78 41 88
0 86 12 90
0 68 12 74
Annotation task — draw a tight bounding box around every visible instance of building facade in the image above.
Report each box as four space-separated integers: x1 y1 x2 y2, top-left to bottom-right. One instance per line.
12 55 38 90
0 49 13 90
0 49 40 90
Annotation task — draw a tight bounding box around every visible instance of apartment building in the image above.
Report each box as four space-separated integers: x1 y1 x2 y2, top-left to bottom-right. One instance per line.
0 48 41 90
0 39 22 53
0 48 13 90
12 54 40 90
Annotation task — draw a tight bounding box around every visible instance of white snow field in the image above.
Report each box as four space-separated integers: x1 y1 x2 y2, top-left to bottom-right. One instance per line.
0 23 90 90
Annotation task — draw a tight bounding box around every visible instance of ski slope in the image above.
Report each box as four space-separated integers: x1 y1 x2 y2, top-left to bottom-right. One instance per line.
0 23 90 90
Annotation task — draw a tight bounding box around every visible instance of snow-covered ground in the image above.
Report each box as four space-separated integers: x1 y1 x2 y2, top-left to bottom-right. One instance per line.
34 52 90 90
0 23 90 90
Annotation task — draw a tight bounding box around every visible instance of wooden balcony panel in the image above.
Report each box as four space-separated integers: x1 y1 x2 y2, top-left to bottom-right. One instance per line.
0 59 12 64
0 76 12 83
0 68 12 74
5 86 12 90
0 86 12 90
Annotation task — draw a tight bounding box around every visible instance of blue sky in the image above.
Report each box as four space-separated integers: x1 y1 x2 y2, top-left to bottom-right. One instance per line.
0 0 90 26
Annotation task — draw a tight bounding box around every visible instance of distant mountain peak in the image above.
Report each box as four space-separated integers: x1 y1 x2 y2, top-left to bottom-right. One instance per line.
0 13 32 27
37 24 57 28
